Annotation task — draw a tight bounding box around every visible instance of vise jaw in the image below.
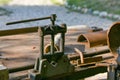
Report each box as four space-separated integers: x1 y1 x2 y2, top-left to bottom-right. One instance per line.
29 24 74 80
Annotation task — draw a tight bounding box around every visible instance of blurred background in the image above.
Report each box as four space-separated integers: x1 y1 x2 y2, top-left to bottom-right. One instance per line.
66 0 120 14
0 0 119 30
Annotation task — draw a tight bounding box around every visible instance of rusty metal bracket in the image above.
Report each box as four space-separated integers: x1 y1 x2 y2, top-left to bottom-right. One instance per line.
74 48 84 63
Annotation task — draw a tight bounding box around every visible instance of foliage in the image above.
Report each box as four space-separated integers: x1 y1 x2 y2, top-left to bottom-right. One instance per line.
67 0 120 14
51 0 64 5
0 0 11 5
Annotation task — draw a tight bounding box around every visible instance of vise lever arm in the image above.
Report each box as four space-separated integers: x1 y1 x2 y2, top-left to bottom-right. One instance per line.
6 14 56 25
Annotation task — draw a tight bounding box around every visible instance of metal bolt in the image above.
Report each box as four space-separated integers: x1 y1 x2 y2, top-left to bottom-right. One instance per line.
33 70 38 73
43 65 47 68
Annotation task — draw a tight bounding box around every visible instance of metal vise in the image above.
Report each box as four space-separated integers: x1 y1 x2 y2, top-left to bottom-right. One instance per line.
5 14 74 80
29 18 74 80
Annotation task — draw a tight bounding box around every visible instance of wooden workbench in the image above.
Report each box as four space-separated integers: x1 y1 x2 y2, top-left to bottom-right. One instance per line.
0 28 115 80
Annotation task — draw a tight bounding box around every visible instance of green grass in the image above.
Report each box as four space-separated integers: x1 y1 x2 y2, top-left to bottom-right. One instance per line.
50 0 64 5
0 0 11 5
67 0 120 14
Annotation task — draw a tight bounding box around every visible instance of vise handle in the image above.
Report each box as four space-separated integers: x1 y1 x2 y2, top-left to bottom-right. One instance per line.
6 14 56 25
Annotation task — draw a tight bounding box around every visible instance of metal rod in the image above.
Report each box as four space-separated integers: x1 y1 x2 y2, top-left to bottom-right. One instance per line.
8 64 34 73
68 48 110 60
61 33 65 53
60 24 66 53
51 35 55 54
6 14 56 25
38 27 44 60
0 27 38 36
6 17 51 25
